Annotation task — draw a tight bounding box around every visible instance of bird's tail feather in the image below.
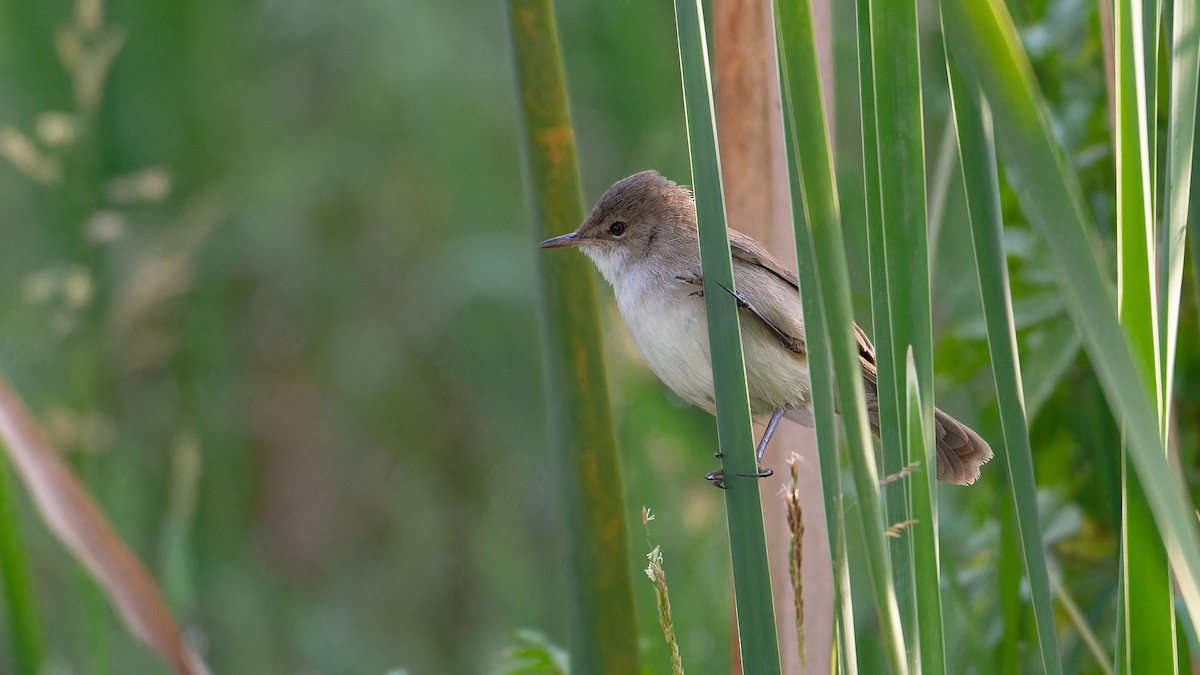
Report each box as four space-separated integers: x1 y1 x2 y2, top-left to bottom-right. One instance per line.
790 400 992 485
932 406 993 485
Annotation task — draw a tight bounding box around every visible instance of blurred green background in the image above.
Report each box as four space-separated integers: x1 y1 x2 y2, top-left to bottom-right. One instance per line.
0 0 1196 673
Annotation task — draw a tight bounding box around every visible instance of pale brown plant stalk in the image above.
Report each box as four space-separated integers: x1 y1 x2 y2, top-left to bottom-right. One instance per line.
642 507 684 675
878 461 921 487
0 372 209 675
884 520 919 539
784 455 806 674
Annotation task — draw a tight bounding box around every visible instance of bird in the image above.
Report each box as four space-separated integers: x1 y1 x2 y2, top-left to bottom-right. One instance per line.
539 169 992 487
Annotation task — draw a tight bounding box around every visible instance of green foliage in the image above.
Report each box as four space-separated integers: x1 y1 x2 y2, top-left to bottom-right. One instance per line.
0 464 44 674
774 1 907 672
946 51 1063 674
0 0 1198 672
1113 0 1177 669
943 0 1200 658
860 0 940 670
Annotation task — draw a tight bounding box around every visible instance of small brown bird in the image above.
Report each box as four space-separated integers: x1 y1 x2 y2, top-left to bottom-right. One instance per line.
540 170 992 485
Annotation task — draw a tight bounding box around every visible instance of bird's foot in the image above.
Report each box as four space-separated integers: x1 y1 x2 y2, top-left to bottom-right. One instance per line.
675 274 705 297
737 466 774 479
705 463 773 489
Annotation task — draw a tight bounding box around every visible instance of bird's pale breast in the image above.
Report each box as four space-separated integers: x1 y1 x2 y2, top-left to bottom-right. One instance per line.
617 281 812 416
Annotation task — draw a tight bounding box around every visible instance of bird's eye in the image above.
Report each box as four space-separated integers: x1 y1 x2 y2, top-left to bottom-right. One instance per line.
608 221 627 236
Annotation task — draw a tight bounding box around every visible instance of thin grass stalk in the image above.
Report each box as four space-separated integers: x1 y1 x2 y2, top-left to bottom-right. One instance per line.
1115 0 1177 670
1051 573 1116 675
785 256 857 675
902 349 944 674
506 3 641 671
672 2 783 670
770 6 859 673
850 25 913 655
944 52 1064 674
81 571 109 675
712 4 827 668
833 503 858 675
784 458 806 674
1147 0 1163 200
643 509 684 675
940 0 1200 630
160 437 200 611
782 105 859 672
928 123 960 255
779 184 856 675
1114 524 1127 671
1179 595 1200 656
997 483 1023 675
0 462 44 674
1191 70 1200 315
773 4 858 672
854 0 904 539
1116 0 1165 525
1163 0 1197 445
861 1 934 660
774 1 908 672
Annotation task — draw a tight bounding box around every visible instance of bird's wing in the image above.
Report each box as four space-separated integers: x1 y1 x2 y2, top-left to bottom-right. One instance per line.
717 281 805 354
850 323 993 484
729 229 875 374
853 322 878 387
728 229 801 290
722 230 807 355
726 231 993 483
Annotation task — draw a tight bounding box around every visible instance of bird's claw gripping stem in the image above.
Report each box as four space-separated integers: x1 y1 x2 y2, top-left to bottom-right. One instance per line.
705 465 773 489
737 466 774 479
675 274 705 298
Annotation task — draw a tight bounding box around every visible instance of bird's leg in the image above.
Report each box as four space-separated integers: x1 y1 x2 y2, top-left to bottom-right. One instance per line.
706 450 727 489
757 406 785 464
736 406 783 479
704 407 785 488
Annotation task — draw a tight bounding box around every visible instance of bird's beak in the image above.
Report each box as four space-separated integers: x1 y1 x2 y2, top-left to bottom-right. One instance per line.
538 232 586 249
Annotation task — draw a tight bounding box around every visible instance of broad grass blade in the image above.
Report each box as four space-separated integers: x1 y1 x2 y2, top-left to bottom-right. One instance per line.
673 1 782 670
0 462 44 674
941 0 1200 633
945 51 1064 674
1114 0 1177 669
774 0 908 671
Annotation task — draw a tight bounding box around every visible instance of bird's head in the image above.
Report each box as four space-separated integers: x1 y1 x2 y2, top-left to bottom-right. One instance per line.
538 170 696 285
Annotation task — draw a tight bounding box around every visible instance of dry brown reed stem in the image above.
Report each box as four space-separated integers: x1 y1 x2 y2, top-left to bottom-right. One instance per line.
878 460 921 487
0 372 209 675
641 507 684 675
784 455 805 673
